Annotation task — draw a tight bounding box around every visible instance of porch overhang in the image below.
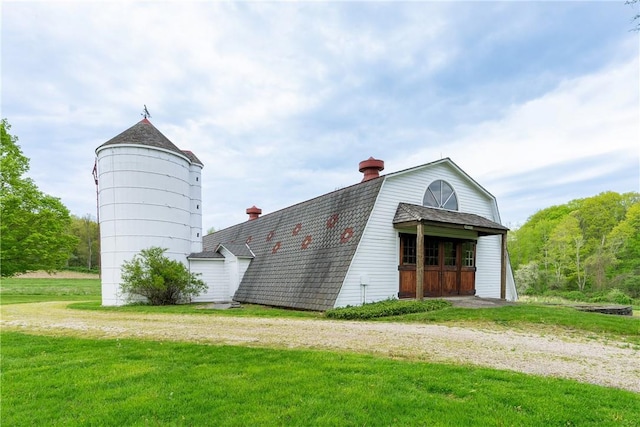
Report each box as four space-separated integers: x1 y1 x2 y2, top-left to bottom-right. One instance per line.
393 203 509 300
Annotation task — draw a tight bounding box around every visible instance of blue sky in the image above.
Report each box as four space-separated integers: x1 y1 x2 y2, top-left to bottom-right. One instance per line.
2 1 639 230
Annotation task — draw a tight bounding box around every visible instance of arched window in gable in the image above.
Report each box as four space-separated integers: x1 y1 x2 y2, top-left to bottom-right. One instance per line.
423 180 458 210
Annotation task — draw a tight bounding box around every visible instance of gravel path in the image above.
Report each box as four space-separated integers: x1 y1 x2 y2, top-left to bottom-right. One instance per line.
2 301 639 392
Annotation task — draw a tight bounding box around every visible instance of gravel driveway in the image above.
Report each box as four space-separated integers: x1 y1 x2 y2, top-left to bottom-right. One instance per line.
2 301 639 393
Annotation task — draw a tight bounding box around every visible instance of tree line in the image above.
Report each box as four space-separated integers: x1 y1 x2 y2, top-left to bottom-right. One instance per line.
508 191 640 300
67 214 99 271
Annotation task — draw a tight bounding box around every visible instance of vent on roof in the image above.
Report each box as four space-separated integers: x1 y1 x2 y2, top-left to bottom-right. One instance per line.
359 157 384 182
246 205 262 221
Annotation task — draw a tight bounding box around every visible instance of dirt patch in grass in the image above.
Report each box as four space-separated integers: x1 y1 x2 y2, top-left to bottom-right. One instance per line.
2 301 639 393
13 271 99 279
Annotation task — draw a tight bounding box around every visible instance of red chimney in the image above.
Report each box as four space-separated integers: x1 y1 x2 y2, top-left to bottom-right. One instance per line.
359 157 384 182
246 205 262 221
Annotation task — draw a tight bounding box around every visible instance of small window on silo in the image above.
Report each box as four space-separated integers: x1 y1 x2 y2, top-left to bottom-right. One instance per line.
196 177 199 182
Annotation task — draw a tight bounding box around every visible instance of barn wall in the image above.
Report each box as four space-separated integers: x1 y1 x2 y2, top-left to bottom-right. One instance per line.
219 247 238 300
235 258 252 298
217 247 254 300
335 182 397 307
190 258 228 302
506 253 518 301
336 160 508 307
474 235 502 298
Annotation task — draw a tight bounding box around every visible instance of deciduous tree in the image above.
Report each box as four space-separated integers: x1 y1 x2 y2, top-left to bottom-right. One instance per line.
607 203 640 274
0 119 77 276
627 0 640 31
68 214 100 269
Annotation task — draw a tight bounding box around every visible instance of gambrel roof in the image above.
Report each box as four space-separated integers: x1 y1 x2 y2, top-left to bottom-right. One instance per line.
202 177 384 311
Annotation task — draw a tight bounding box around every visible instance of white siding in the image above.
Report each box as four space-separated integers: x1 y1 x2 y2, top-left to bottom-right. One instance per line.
189 248 254 303
475 235 502 298
236 258 252 298
190 258 228 302
335 160 510 307
189 163 203 253
219 247 239 300
505 253 518 301
97 145 193 306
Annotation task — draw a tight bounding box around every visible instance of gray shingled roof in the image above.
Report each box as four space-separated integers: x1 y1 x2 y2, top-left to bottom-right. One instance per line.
182 150 204 166
203 177 385 311
188 251 224 259
217 243 254 258
97 119 195 163
393 203 508 234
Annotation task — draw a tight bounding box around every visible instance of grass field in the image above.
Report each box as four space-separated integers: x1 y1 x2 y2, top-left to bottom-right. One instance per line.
0 277 101 304
2 276 639 425
3 331 639 426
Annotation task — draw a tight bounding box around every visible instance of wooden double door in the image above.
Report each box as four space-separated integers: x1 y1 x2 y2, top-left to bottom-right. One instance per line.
398 234 476 298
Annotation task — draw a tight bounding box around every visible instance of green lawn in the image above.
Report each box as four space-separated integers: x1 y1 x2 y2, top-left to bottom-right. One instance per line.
2 331 639 426
0 277 101 304
2 277 639 425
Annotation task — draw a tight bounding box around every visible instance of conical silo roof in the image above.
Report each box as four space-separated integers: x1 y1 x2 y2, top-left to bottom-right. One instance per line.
96 118 186 158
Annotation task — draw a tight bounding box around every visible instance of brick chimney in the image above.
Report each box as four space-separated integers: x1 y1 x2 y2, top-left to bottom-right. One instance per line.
359 157 384 182
246 205 262 221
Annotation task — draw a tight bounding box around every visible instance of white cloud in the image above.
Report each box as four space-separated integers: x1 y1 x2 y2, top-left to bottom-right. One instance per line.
395 55 639 187
2 1 637 229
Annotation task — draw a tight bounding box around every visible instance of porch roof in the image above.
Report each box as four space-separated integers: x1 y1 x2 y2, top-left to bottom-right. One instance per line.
393 203 508 236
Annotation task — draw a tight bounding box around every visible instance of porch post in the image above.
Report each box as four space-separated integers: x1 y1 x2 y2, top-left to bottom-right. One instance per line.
500 232 507 300
416 222 424 300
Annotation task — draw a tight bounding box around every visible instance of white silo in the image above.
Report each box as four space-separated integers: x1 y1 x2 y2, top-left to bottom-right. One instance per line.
182 150 204 254
95 118 204 305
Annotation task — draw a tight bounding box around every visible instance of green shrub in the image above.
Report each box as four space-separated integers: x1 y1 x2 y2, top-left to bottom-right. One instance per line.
325 298 451 320
120 247 206 305
543 290 586 302
604 288 634 305
620 274 640 299
588 292 609 303
588 288 634 305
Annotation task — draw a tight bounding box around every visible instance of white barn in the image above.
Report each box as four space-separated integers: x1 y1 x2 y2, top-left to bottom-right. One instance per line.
97 120 517 309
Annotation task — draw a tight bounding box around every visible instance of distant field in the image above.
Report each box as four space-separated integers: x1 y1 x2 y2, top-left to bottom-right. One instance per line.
0 277 101 304
13 270 100 279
